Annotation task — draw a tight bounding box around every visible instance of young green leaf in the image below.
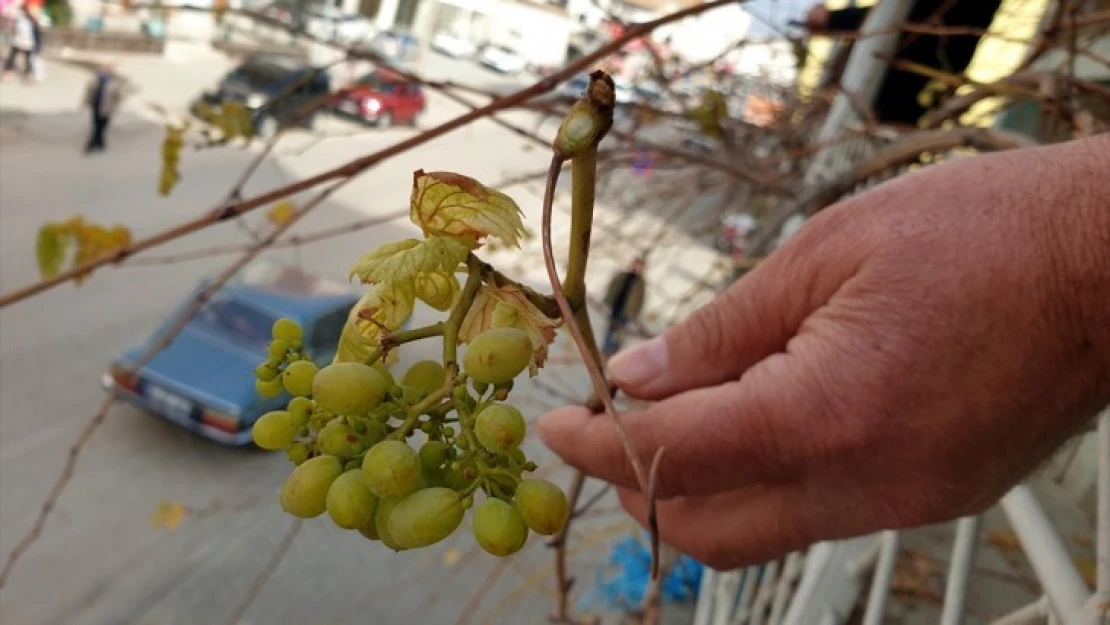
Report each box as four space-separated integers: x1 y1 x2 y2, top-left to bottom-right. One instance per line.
349 237 471 285
335 281 416 363
459 284 561 374
410 170 525 248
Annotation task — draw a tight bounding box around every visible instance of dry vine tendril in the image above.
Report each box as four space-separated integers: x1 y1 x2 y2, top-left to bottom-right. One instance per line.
249 164 574 555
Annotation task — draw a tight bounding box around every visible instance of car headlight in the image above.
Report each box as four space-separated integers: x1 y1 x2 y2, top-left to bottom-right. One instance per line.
365 98 381 112
245 93 267 108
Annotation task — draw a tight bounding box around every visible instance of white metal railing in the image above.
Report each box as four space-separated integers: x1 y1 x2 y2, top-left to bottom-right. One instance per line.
691 410 1109 625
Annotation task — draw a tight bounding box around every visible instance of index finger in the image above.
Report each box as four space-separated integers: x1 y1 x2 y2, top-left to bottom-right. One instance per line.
536 351 822 498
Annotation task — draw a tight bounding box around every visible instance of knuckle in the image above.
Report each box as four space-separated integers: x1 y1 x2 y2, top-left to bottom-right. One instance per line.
684 300 734 363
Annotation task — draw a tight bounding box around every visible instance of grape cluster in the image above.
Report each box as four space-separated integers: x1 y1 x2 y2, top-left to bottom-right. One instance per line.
252 318 569 557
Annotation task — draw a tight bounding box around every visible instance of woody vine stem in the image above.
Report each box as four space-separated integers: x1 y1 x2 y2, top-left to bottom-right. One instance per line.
541 71 665 621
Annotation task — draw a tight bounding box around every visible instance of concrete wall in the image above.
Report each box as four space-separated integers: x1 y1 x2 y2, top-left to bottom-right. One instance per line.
486 0 571 67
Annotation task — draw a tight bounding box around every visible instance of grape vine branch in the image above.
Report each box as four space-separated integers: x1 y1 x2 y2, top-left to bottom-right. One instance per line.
0 0 737 310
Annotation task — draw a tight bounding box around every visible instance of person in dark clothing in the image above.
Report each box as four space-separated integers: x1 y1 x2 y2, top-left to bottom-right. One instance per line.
805 0 1005 126
82 63 124 153
601 256 647 357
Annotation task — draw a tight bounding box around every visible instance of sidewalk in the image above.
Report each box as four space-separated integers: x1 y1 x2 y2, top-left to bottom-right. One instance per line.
42 42 235 120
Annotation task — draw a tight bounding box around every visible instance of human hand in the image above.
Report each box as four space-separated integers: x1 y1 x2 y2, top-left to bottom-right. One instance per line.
538 136 1110 569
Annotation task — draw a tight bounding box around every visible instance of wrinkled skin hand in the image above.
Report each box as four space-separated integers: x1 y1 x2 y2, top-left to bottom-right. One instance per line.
538 136 1110 570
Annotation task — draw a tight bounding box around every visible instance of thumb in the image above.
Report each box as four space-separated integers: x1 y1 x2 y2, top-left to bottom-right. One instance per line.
607 209 869 400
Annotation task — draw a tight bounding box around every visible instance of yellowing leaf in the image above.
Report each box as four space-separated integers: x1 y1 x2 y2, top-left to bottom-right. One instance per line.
443 547 462 566
151 500 187 531
689 90 728 138
335 281 416 363
410 170 525 247
159 124 186 197
349 237 472 285
459 284 560 374
35 224 69 279
414 270 460 311
267 200 297 227
34 217 131 283
214 101 254 140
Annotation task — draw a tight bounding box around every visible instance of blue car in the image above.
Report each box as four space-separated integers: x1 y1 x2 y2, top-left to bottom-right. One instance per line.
103 263 360 446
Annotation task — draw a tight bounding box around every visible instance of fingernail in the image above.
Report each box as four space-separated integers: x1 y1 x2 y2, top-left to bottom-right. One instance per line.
609 337 667 387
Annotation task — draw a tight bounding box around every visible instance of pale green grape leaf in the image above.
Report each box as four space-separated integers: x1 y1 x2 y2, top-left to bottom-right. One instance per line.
458 284 560 374
335 281 416 363
414 270 460 311
349 237 471 285
35 224 69 279
410 170 526 247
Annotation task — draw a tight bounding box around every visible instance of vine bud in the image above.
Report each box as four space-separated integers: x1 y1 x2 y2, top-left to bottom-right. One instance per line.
553 70 616 159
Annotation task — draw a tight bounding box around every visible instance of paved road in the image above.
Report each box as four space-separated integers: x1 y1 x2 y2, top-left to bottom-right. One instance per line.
0 57 667 625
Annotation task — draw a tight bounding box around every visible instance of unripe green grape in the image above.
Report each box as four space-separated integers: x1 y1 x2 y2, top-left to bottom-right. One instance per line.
272 317 303 343
364 421 387 446
312 362 388 416
472 379 490 395
254 363 279 382
255 377 284 399
318 420 358 457
362 440 424 499
507 448 527 466
472 498 528 556
387 488 464 549
280 455 342 518
419 441 449 471
252 410 297 450
281 360 318 397
374 497 406 551
422 466 447 488
443 468 467 490
402 360 447 400
372 362 395 388
358 520 380 541
287 397 313 429
286 441 310 465
268 339 289 359
513 480 569 536
463 327 532 385
475 404 526 453
327 469 379 529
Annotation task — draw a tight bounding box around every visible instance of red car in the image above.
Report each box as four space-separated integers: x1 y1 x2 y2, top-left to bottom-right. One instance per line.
333 70 426 128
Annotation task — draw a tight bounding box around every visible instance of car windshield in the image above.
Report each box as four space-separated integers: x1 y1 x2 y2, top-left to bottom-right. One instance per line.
229 63 290 87
190 294 278 352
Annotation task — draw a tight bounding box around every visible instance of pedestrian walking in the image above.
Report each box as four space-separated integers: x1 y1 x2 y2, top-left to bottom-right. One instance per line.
82 63 125 154
2 5 37 84
601 256 647 358
29 4 45 82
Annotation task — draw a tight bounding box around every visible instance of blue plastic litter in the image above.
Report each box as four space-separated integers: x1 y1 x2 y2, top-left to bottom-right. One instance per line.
578 534 704 612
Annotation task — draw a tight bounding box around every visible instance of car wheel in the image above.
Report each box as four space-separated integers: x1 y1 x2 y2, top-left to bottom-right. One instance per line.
376 111 393 129
256 115 279 140
411 109 424 128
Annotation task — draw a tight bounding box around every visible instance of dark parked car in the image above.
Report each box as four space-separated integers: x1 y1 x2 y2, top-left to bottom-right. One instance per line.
332 69 426 128
103 262 360 446
191 53 331 138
